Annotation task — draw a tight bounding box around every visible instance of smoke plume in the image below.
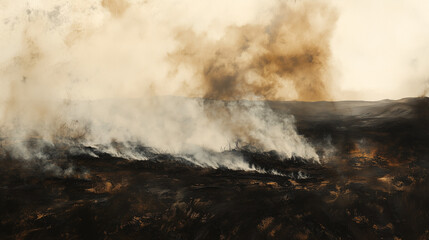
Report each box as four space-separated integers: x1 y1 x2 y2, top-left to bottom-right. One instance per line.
0 0 337 174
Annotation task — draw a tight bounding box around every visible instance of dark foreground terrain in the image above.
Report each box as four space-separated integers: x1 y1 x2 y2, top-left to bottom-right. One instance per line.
1 97 428 239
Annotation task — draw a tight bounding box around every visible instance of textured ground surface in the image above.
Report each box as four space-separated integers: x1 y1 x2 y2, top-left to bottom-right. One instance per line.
1 97 428 239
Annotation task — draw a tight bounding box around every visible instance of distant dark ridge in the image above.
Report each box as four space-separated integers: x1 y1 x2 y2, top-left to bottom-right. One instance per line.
268 97 429 120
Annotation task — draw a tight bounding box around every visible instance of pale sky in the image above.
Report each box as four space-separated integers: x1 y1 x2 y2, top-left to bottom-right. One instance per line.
331 0 429 100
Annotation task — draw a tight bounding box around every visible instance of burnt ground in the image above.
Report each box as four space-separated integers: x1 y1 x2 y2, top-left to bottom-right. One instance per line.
0 97 428 239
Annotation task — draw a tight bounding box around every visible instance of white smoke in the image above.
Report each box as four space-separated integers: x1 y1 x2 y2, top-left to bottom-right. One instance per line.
0 0 324 174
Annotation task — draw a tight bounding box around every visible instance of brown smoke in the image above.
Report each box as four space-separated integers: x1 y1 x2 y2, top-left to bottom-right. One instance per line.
170 2 338 101
102 0 130 18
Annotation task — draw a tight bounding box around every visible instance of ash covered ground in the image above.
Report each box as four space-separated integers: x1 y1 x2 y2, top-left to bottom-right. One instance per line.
1 97 428 239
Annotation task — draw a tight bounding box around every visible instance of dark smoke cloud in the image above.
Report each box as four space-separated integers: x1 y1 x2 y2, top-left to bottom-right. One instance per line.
170 2 338 101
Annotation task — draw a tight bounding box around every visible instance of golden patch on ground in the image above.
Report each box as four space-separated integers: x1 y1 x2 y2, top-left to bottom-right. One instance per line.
86 180 125 193
352 215 369 224
266 182 280 188
258 217 274 231
269 224 282 237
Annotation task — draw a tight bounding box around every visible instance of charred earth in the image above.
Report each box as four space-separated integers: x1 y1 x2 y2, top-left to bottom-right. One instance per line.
1 97 428 239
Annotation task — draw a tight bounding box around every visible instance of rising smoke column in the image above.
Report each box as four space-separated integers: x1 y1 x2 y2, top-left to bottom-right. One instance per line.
0 0 338 172
167 1 337 159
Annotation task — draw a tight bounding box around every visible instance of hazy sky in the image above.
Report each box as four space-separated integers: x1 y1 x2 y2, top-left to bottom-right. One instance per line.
332 0 429 100
1 0 428 101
